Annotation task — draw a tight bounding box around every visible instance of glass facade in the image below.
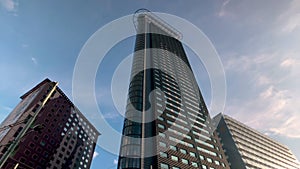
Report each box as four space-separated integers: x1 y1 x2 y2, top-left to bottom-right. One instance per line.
214 113 300 169
118 11 229 169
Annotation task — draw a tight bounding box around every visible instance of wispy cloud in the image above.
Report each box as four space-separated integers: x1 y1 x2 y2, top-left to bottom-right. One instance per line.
281 14 300 33
224 52 276 73
277 0 300 33
0 0 18 12
217 0 231 17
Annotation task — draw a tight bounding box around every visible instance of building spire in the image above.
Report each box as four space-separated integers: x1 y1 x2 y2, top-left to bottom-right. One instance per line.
133 8 182 40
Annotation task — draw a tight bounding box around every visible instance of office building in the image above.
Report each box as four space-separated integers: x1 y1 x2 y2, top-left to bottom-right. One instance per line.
0 78 99 169
214 113 300 169
118 10 230 169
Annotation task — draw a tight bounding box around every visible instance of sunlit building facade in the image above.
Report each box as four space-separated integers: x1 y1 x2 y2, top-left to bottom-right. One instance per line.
118 10 230 169
0 78 99 169
214 113 300 169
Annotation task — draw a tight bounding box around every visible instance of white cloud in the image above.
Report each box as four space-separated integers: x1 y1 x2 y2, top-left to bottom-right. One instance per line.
31 57 38 65
260 86 288 114
113 159 118 165
93 151 99 159
260 86 276 99
21 44 29 48
280 58 299 68
0 0 17 12
256 75 271 86
0 105 13 123
224 55 249 71
102 112 120 119
224 50 300 138
2 105 12 112
227 85 300 138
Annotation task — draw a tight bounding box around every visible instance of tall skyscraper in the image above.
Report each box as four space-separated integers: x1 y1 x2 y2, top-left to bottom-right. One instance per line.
118 10 229 169
214 113 300 169
0 78 99 169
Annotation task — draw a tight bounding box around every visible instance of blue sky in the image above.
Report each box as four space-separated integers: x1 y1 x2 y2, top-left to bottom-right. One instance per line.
1 0 300 168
